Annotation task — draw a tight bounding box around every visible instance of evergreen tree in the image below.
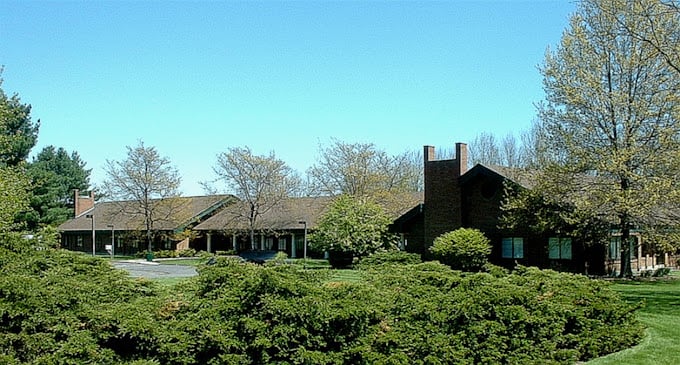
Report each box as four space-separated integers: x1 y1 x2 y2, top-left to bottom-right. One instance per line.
23 146 91 228
0 70 39 167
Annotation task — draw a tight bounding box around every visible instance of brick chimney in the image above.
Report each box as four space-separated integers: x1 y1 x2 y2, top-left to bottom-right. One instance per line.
423 143 468 252
456 142 468 176
74 189 95 217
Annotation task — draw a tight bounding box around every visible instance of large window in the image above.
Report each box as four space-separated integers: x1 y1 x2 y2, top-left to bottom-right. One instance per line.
609 237 636 260
278 237 287 251
549 237 572 260
502 237 524 258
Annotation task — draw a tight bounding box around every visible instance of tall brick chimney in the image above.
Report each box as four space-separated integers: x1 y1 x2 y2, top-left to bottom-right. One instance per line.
74 189 95 217
423 143 468 252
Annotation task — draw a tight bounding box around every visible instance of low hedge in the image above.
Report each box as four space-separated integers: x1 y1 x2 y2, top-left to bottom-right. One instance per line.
0 236 643 364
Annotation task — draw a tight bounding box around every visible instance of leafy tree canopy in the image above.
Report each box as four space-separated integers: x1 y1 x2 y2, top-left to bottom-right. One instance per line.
208 146 301 248
103 140 182 252
310 194 397 257
532 0 680 277
307 138 422 197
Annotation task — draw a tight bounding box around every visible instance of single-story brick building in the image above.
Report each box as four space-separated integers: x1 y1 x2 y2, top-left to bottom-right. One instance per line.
58 190 233 255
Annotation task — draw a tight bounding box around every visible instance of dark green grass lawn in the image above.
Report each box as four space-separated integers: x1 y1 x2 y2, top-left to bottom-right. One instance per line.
587 273 680 365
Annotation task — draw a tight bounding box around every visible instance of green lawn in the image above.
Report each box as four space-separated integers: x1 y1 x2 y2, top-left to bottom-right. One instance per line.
152 276 191 287
328 269 362 283
587 274 680 365
157 258 207 266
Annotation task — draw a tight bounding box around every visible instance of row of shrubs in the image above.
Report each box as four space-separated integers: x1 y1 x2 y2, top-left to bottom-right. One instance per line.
133 248 240 259
639 267 672 278
0 237 643 365
133 248 202 258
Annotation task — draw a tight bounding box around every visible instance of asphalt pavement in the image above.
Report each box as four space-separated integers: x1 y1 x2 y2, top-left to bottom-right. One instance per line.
112 260 198 279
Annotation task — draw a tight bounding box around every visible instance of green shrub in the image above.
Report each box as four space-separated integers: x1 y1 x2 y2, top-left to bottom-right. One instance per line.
310 195 397 258
0 234 643 364
429 228 491 271
215 249 236 256
265 251 289 265
640 269 653 277
356 250 422 268
653 267 672 277
0 237 164 364
177 248 197 257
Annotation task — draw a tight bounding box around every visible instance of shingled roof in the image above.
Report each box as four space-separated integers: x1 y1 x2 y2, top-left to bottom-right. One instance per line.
194 196 334 231
460 164 536 189
59 195 233 232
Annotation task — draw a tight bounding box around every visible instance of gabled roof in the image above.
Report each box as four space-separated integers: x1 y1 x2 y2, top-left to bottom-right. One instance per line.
391 203 424 228
59 195 233 232
193 192 425 232
194 196 334 231
460 164 535 189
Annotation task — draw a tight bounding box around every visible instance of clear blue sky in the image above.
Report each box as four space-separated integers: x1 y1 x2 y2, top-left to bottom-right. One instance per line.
1 0 575 196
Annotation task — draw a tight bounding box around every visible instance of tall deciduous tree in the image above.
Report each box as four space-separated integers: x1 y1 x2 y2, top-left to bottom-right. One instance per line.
307 139 422 197
601 0 679 75
468 130 540 169
0 70 39 167
535 0 680 277
211 146 301 249
22 146 91 228
103 141 182 253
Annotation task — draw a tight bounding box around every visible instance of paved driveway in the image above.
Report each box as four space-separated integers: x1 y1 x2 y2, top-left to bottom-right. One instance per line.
112 260 198 279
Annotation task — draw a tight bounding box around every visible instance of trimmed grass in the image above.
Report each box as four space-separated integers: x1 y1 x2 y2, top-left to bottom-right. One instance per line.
152 276 191 288
587 274 680 365
157 258 206 266
328 269 362 283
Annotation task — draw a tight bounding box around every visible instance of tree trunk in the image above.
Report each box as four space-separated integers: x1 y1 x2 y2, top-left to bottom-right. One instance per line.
249 203 256 250
146 219 153 253
619 216 634 278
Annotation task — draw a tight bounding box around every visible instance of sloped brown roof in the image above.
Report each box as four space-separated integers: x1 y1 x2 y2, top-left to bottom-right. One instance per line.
194 196 334 231
194 191 425 232
463 164 536 189
59 195 233 232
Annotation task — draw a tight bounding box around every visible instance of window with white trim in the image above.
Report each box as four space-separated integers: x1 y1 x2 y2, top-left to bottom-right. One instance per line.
548 237 572 260
265 237 274 250
502 237 524 258
278 237 287 251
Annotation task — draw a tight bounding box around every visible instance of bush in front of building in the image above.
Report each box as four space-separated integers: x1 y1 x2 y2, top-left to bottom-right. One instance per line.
0 234 643 364
355 250 422 268
310 195 398 260
429 228 491 271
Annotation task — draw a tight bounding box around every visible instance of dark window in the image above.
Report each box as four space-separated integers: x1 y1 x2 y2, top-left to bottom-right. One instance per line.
549 237 572 260
502 237 524 258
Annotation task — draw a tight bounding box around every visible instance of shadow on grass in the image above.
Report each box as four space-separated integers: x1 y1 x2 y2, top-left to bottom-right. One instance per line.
611 279 680 315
